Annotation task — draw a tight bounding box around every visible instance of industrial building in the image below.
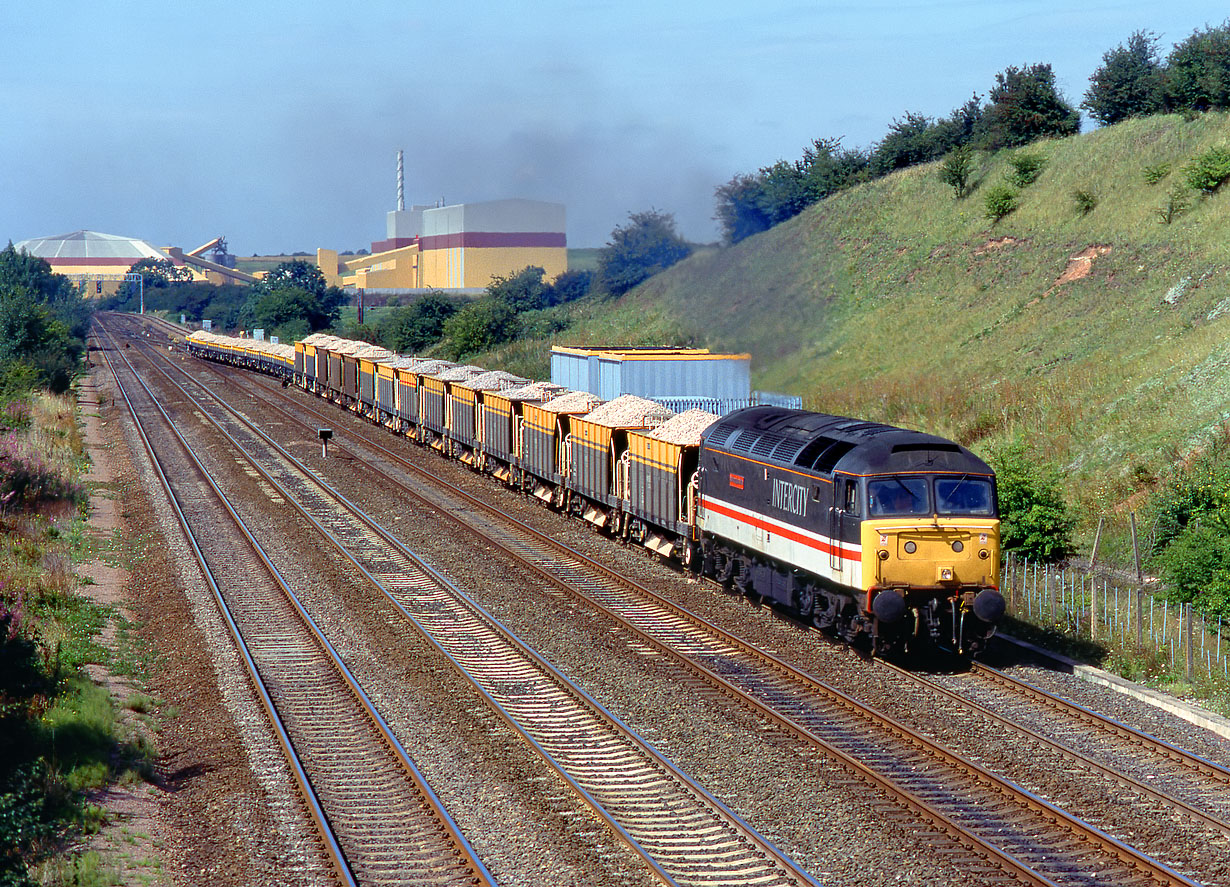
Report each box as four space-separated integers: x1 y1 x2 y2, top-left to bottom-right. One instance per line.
319 198 567 292
550 345 804 416
317 152 567 292
12 230 254 295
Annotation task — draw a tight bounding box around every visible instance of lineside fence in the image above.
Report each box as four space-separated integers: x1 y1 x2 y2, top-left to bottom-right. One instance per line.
1002 554 1229 684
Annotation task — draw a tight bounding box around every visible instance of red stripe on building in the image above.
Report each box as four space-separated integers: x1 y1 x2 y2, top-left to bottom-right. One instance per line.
702 496 860 562
418 232 566 251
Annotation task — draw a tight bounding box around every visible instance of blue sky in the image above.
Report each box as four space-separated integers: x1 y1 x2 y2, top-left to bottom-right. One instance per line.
0 1 1222 252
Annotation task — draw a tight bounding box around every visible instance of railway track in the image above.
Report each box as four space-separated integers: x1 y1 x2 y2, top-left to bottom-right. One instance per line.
93 323 493 887
880 659 1230 837
100 315 821 887
127 315 1215 886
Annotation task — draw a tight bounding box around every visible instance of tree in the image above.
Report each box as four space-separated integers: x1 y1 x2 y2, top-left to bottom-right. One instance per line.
125 257 192 288
548 269 594 304
597 209 692 296
938 144 975 198
488 266 550 313
1082 31 1165 125
241 260 343 334
870 113 942 176
1166 20 1230 112
441 299 519 359
254 260 328 297
714 173 776 245
991 442 1074 562
975 63 1080 150
378 293 458 353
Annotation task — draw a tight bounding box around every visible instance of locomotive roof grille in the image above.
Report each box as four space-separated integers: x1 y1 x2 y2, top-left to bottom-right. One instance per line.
892 442 962 453
701 407 994 477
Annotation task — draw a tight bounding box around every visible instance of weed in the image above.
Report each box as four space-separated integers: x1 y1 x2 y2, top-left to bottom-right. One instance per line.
1142 162 1171 184
1157 183 1192 223
1071 188 1098 215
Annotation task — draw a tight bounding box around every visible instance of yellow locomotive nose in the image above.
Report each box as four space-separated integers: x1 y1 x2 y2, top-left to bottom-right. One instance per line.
863 518 1000 590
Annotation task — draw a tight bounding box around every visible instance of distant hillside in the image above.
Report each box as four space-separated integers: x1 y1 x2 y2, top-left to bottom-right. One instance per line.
542 112 1230 544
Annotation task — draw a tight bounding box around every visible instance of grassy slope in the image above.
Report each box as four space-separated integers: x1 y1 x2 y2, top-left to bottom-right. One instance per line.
554 113 1230 529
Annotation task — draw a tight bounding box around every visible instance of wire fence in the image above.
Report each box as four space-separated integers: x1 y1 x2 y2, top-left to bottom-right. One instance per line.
1002 554 1229 683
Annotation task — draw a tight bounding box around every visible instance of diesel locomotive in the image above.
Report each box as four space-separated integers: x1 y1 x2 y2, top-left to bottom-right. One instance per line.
183 329 1004 657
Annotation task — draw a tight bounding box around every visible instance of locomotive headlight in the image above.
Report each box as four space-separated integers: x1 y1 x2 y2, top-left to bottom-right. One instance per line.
952 540 964 553
979 549 990 560
903 541 916 554
878 549 889 561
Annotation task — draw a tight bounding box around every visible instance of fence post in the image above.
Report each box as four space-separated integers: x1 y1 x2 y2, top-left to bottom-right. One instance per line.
1088 516 1104 569
1185 603 1194 682
1131 512 1144 651
1091 575 1098 641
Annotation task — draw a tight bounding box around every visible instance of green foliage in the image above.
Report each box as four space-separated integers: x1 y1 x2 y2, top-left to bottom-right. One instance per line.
976 63 1081 150
1157 182 1193 223
237 261 343 338
597 209 693 296
938 145 975 198
1071 187 1098 215
252 260 327 297
1006 150 1048 187
983 183 1020 221
550 269 594 304
1142 162 1171 185
441 299 519 359
1183 145 1230 193
714 137 869 244
1147 444 1230 616
376 293 459 353
1082 30 1166 125
120 258 191 294
488 266 550 313
991 442 1074 562
1165 20 1230 112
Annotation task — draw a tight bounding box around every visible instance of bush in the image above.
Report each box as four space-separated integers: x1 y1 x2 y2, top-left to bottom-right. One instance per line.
983 184 1020 221
1157 183 1192 224
1071 188 1098 215
1183 145 1230 194
1142 162 1171 185
938 145 974 198
1007 150 1047 187
991 442 1074 562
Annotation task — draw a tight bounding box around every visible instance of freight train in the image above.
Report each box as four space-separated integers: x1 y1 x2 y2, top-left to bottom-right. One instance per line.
183 329 1004 657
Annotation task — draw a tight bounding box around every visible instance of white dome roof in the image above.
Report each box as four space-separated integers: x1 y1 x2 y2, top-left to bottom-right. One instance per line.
13 230 168 261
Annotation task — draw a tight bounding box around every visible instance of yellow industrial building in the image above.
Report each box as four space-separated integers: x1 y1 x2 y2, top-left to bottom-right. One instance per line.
318 197 567 291
12 230 254 295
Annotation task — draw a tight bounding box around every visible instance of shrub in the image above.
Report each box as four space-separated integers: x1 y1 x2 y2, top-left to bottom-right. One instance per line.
1183 145 1230 194
1142 162 1171 185
938 145 974 198
1007 150 1047 187
1157 183 1192 224
983 184 1020 221
991 442 1074 562
1071 188 1097 215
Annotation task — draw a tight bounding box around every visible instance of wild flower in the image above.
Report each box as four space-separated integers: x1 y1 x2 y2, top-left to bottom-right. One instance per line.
0 432 84 510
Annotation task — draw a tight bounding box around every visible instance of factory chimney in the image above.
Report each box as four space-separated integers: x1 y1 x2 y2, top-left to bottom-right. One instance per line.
396 150 405 212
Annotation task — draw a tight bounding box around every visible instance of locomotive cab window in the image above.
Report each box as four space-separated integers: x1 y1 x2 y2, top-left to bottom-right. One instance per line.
842 479 860 515
935 477 994 515
868 477 929 516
